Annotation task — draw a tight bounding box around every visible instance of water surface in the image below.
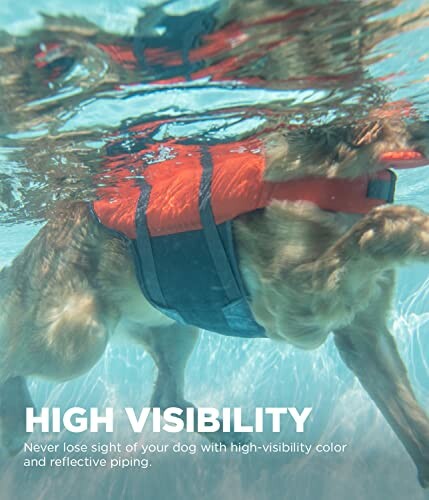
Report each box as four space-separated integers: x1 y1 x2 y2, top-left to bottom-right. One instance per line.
1 0 429 498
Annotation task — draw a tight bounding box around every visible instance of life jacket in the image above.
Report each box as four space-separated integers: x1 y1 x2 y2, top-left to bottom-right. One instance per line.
33 11 428 337
91 136 414 338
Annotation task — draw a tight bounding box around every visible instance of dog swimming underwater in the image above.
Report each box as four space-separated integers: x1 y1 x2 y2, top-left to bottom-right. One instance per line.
1 0 429 491
1 120 429 485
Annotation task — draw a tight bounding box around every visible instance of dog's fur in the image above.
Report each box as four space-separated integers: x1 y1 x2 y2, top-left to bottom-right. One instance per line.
1 0 429 489
1 118 429 484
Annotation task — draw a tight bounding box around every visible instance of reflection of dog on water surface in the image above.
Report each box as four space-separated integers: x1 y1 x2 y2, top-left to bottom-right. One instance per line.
1 0 429 489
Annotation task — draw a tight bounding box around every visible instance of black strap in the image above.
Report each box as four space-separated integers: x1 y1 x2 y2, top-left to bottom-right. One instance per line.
199 145 242 302
135 180 167 306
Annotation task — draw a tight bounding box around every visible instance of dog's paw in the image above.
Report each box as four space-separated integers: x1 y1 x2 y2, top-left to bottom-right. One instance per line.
354 205 429 260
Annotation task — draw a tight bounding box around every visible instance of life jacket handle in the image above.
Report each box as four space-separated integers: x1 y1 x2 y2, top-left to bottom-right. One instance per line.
379 151 428 169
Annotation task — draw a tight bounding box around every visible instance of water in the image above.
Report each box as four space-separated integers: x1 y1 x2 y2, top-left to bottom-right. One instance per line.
0 0 429 498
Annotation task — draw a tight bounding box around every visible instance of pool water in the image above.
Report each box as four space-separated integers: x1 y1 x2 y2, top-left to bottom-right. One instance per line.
0 0 429 499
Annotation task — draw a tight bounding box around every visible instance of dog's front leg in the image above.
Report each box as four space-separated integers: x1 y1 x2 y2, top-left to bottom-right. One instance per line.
334 274 429 487
312 205 429 284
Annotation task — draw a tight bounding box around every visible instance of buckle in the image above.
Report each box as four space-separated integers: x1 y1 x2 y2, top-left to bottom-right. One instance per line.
366 169 397 204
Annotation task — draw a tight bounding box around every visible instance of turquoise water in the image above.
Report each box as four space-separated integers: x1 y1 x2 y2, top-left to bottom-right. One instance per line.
1 0 429 498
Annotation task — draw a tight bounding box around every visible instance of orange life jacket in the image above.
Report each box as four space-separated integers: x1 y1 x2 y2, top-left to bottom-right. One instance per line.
93 137 402 239
91 136 416 338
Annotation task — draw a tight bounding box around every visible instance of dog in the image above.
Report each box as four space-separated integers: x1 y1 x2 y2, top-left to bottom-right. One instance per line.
1 116 429 484
1 0 429 489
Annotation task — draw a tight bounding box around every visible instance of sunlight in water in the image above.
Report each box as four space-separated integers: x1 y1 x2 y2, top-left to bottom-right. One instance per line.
0 0 429 498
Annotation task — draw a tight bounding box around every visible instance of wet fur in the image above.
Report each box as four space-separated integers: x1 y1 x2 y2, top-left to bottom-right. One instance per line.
1 118 429 484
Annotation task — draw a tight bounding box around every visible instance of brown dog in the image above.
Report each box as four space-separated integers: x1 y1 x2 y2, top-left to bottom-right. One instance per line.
1 0 429 490
1 115 429 485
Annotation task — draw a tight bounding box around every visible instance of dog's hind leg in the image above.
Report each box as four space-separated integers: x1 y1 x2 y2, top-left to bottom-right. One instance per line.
334 270 429 488
130 324 247 443
0 376 35 456
131 324 199 413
